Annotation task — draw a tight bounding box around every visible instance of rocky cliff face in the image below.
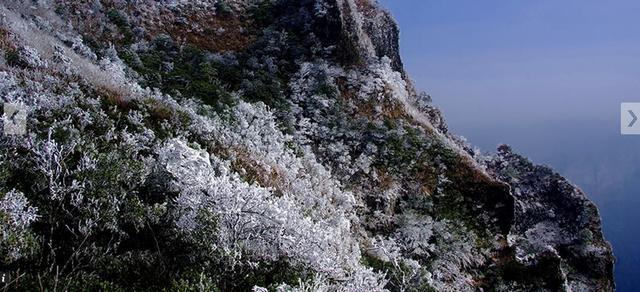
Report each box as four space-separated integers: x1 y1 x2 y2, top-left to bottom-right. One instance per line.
0 0 613 291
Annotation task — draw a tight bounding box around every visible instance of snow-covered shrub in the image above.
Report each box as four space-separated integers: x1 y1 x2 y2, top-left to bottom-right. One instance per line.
216 101 357 220
365 235 431 292
0 189 39 263
28 128 77 200
159 135 386 290
8 45 47 68
393 213 436 259
427 221 486 292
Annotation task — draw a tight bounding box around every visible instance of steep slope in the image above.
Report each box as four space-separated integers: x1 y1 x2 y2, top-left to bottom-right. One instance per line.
0 0 613 291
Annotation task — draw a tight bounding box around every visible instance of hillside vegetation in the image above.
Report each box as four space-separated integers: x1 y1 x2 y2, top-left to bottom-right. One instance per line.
0 1 613 291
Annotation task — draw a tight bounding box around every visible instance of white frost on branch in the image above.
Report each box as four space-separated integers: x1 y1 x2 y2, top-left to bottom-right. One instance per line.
0 189 38 229
158 137 386 291
0 189 38 261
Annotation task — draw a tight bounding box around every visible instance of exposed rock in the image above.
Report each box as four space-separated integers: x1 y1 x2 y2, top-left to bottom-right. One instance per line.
488 145 615 291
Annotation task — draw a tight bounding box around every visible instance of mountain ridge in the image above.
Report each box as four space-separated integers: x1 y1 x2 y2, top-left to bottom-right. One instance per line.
0 0 613 290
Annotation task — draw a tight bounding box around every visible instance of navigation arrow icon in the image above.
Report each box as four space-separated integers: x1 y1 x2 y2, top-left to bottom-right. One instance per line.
629 110 638 127
622 103 640 135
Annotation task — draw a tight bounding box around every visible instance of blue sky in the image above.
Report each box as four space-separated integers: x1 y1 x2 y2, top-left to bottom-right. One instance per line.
379 1 640 290
380 0 640 130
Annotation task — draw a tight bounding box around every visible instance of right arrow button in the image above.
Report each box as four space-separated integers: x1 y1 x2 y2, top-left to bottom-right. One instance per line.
622 103 640 135
628 110 638 128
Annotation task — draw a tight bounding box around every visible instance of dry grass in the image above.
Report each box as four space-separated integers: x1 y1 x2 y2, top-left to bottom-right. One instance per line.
100 86 134 111
127 2 255 53
1 5 136 93
375 168 395 191
0 27 16 51
211 145 286 196
231 147 284 192
0 26 17 67
164 16 254 52
145 99 174 121
354 0 376 16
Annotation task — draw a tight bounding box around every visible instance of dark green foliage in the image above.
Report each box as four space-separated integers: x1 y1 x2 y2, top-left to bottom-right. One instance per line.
107 9 134 44
221 261 308 291
428 142 514 238
249 1 277 28
121 38 237 111
15 273 127 292
116 0 347 115
248 0 351 65
5 49 24 68
81 35 103 59
363 122 438 183
0 95 175 290
119 33 293 112
214 1 233 16
107 9 129 29
168 271 220 292
361 254 436 292
241 69 284 108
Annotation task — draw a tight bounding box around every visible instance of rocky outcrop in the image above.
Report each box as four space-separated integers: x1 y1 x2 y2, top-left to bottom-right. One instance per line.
334 0 402 72
488 145 615 291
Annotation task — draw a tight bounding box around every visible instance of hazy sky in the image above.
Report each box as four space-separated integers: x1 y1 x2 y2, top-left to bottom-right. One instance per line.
380 0 640 131
379 1 640 290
